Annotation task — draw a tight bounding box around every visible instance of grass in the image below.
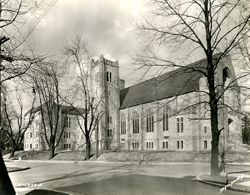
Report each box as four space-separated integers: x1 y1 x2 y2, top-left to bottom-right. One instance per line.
3 150 86 161
3 150 250 163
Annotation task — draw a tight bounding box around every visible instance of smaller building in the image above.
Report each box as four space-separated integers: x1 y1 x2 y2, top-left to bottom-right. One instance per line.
24 104 88 151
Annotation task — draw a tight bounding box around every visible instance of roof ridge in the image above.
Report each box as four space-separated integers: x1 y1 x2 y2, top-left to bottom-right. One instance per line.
122 57 207 91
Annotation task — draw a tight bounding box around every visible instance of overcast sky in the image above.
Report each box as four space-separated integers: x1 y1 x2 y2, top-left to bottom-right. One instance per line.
27 0 148 87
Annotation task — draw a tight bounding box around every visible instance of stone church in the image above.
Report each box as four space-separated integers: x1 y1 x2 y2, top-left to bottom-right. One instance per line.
24 54 242 152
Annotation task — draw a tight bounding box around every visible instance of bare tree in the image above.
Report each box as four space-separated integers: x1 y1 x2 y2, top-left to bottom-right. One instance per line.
0 0 42 194
64 36 104 160
2 90 36 158
137 0 250 175
31 62 66 159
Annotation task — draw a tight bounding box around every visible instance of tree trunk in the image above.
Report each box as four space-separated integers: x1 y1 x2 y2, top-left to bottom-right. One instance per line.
9 149 16 159
211 131 220 175
0 151 15 195
210 96 221 176
49 145 55 159
95 128 99 159
49 135 55 159
85 136 91 160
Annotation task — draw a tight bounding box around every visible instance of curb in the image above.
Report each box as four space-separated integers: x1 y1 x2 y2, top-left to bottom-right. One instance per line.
194 176 250 193
6 159 250 165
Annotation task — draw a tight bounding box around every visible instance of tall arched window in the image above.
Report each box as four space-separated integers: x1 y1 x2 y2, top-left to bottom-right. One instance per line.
132 112 139 134
109 72 112 82
146 109 154 132
106 71 112 82
120 114 126 135
163 106 169 131
222 67 231 86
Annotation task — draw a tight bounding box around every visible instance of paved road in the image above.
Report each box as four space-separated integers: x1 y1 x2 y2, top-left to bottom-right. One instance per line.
57 174 246 195
6 161 250 195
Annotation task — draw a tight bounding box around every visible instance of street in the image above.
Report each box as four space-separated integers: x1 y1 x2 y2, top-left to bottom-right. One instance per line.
6 161 249 195
57 174 245 195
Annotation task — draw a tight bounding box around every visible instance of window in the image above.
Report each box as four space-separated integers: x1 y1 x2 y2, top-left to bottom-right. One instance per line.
108 115 112 124
30 132 33 138
64 132 71 139
180 118 183 132
163 141 168 149
177 141 183 149
177 117 184 133
63 144 71 150
132 142 139 150
120 115 126 135
30 144 32 149
204 140 208 150
204 126 207 133
107 129 112 137
106 71 112 82
65 116 71 127
132 112 139 134
163 107 169 131
106 72 109 82
146 109 154 132
35 131 39 138
146 142 154 149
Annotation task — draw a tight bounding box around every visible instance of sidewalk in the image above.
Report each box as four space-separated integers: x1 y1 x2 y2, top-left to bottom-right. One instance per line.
195 171 250 193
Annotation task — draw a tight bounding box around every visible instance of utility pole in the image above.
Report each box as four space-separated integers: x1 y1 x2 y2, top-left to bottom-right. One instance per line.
0 36 15 195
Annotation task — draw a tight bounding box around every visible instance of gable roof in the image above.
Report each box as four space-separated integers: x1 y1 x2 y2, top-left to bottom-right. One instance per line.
120 58 207 109
26 103 85 116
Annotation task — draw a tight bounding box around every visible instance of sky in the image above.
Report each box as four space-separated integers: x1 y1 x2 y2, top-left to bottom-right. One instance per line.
26 0 148 87
5 0 250 111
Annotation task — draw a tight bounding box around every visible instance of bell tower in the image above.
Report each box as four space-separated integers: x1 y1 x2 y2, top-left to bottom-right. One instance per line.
91 55 120 150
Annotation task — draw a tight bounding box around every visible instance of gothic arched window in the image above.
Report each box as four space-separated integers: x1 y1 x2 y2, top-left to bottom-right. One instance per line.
163 106 169 131
120 114 126 135
146 109 154 132
132 112 139 134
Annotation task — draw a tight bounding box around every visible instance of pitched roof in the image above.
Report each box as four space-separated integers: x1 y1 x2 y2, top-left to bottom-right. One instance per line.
120 58 207 109
26 103 85 116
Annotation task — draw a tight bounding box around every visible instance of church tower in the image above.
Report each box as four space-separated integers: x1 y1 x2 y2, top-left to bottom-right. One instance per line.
90 55 120 150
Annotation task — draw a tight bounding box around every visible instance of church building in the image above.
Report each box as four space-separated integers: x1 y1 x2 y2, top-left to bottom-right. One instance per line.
24 54 242 152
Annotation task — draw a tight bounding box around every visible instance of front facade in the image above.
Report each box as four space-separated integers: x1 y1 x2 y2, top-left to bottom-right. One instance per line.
24 106 89 151
24 55 242 152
